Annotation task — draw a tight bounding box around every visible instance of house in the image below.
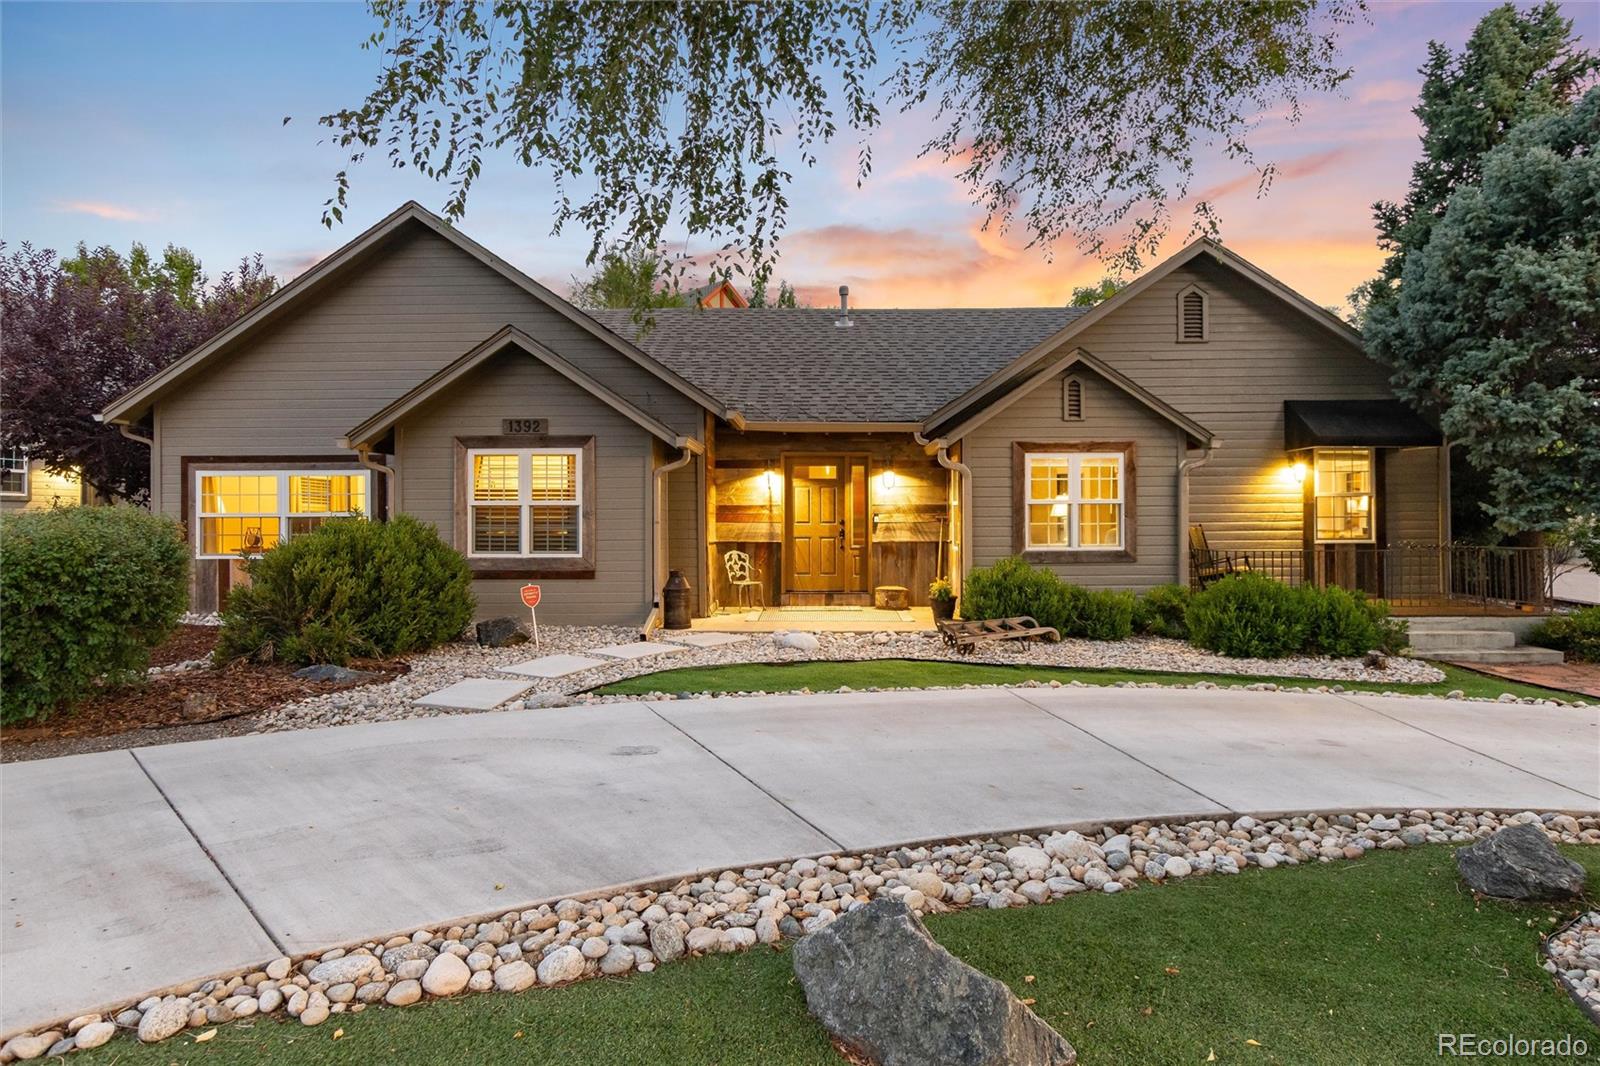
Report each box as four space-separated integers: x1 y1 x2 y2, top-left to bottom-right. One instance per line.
99 201 1491 627
684 279 749 309
0 448 90 513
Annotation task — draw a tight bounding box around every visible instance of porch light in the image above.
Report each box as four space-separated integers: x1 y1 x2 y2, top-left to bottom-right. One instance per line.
1280 460 1307 487
882 462 896 490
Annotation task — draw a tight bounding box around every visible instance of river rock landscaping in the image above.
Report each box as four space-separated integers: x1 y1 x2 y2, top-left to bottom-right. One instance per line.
4 808 1593 1058
1545 911 1600 1025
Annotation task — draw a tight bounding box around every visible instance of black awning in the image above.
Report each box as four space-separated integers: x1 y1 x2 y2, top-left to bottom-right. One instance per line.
1284 400 1440 450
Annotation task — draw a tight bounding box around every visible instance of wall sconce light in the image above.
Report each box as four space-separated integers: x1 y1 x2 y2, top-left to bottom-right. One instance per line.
762 468 781 493
1280 460 1308 488
882 461 896 490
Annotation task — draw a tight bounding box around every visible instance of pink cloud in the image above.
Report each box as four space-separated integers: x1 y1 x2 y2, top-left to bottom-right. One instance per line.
48 199 153 222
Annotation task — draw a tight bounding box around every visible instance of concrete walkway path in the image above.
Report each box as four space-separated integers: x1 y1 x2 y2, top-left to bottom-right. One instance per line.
3 686 1596 1033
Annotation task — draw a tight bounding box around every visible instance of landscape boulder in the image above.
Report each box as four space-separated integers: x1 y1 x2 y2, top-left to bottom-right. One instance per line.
475 617 529 648
772 630 821 652
791 897 1076 1066
1456 823 1586 901
293 663 378 683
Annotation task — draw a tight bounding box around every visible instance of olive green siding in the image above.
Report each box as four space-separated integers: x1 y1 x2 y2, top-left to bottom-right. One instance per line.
962 367 1181 588
666 456 705 616
396 348 656 624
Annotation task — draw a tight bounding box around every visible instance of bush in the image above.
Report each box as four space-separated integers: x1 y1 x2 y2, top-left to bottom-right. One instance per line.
1185 572 1312 659
1133 583 1191 639
1064 585 1135 641
1527 607 1600 663
1 506 188 724
215 515 474 666
959 556 1071 632
1187 573 1404 659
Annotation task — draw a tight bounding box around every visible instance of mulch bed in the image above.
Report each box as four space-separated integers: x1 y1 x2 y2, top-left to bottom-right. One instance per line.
1 625 406 757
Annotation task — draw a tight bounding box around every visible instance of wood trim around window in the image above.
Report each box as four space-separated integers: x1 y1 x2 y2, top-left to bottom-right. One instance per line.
452 435 597 578
1010 441 1138 562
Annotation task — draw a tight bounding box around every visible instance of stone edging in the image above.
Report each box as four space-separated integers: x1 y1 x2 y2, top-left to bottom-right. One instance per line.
3 807 1595 1059
1544 910 1600 1030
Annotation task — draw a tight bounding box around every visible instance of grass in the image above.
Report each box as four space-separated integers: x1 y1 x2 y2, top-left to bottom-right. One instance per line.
81 846 1599 1065
591 657 1585 702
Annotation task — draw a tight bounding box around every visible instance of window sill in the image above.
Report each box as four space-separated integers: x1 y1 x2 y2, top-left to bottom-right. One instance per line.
1022 548 1136 563
467 557 595 579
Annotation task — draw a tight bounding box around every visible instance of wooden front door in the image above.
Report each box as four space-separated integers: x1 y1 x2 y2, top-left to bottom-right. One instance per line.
785 457 854 593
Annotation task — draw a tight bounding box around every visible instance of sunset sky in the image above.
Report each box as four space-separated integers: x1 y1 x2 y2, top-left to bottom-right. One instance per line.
3 1 1594 312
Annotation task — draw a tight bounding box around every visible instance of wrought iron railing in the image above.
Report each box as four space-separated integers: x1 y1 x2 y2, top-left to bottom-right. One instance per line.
1189 543 1559 613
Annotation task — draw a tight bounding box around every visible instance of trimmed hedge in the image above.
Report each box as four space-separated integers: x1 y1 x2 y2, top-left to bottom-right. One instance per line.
1527 607 1600 663
960 556 1133 641
1185 572 1405 659
1132 583 1191 639
1 506 189 724
215 515 474 666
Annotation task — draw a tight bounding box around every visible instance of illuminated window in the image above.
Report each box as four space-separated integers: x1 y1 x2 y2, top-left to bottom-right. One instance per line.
0 448 28 497
1024 452 1123 550
1313 448 1374 543
467 448 581 557
194 469 367 558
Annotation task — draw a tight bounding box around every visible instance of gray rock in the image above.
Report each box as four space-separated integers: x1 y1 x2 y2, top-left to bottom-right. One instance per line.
72 1023 114 1051
791 898 1076 1066
292 664 378 683
1456 824 1586 901
381 942 438 972
537 945 586 985
772 630 820 652
649 920 685 963
494 960 537 992
137 1000 190 1044
475 617 529 647
308 954 380 985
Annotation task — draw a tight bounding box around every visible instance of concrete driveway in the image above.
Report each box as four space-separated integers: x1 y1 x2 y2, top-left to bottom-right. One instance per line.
3 686 1596 1033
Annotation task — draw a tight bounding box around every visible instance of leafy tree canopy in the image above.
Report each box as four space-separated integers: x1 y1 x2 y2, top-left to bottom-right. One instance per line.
749 277 800 308
568 245 686 311
320 0 1360 296
1068 277 1124 307
0 243 276 501
1362 88 1600 553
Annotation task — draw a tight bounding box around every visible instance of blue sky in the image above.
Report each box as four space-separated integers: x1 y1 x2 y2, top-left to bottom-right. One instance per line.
3 1 1595 309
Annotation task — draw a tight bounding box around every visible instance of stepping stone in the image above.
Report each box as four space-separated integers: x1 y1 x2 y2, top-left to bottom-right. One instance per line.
412 678 532 710
498 654 608 678
661 632 750 648
590 641 689 661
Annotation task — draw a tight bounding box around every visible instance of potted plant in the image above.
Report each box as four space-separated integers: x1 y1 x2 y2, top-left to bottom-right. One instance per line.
928 577 957 623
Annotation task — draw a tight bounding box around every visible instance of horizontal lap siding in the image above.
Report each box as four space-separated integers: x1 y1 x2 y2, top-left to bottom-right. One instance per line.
963 369 1180 589
398 350 653 625
154 225 702 515
1061 260 1441 553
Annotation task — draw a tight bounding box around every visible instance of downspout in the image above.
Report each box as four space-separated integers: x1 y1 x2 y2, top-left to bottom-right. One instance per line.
646 440 699 637
117 422 154 447
339 437 398 518
1176 436 1216 588
915 431 972 594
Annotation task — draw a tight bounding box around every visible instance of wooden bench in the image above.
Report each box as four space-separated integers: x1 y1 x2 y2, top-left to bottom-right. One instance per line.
936 616 1062 655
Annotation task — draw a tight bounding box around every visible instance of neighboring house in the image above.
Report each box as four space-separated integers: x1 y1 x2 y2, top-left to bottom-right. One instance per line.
0 448 90 513
99 201 1473 624
684 279 748 308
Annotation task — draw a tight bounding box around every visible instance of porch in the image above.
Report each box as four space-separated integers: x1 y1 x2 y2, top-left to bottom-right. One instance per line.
690 605 936 633
1189 541 1562 616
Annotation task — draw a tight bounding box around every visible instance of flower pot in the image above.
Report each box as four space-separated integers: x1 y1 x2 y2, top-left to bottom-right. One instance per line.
931 597 957 623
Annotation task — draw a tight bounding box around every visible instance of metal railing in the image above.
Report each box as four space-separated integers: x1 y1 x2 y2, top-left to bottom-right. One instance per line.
1189 543 1558 613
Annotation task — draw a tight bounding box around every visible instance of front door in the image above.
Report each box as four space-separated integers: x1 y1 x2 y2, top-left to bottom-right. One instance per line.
786 457 852 593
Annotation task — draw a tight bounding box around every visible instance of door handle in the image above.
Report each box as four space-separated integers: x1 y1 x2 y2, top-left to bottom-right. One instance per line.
837 520 846 545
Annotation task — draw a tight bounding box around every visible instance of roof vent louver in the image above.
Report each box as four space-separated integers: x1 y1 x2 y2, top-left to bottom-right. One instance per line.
1063 376 1084 421
1177 285 1208 342
836 285 853 328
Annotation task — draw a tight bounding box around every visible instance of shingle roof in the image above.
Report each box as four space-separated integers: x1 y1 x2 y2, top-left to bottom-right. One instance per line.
589 307 1089 423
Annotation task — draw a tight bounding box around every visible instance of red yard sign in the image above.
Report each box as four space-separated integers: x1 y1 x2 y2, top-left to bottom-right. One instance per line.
520 584 542 608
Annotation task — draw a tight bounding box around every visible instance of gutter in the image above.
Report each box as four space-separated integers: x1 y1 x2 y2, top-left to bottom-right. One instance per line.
117 423 154 447
647 440 701 635
1176 438 1217 587
339 437 399 517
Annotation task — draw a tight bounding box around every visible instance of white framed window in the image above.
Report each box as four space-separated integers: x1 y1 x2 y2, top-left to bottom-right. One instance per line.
1024 452 1124 550
0 448 28 498
467 448 582 558
194 469 368 558
1313 447 1374 543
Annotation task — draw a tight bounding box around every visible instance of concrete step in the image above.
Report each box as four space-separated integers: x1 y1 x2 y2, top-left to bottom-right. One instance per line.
1438 647 1566 665
1406 628 1516 652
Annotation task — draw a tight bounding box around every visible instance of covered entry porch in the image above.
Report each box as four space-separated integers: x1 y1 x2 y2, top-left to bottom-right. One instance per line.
704 429 959 614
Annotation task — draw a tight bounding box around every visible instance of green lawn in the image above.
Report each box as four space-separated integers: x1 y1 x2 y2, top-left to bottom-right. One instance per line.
592 657 1584 702
83 847 1598 1066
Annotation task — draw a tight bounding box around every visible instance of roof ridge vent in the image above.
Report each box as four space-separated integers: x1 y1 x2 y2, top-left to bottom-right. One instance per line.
836 285 853 328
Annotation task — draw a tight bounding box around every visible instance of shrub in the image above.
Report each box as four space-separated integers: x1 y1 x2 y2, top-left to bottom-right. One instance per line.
1185 572 1311 659
1 506 188 724
1064 585 1135 641
959 556 1071 632
1527 607 1600 663
928 578 954 602
1301 585 1408 657
215 515 474 666
1132 583 1191 639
